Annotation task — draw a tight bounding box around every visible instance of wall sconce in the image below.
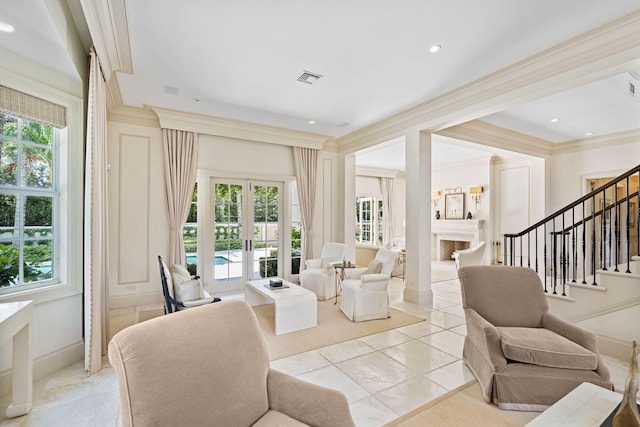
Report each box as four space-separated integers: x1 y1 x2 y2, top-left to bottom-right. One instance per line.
431 190 441 210
469 186 484 212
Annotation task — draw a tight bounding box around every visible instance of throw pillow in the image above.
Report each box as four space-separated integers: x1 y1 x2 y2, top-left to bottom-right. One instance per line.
365 260 383 274
171 264 191 282
171 264 207 300
173 280 200 302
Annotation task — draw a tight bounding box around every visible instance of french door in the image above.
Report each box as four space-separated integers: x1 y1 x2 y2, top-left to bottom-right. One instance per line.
205 178 283 292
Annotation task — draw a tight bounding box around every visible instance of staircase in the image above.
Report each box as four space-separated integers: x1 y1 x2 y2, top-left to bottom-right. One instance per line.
503 165 640 360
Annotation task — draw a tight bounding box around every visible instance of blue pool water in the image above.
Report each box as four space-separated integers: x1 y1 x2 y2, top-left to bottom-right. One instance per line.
186 255 229 265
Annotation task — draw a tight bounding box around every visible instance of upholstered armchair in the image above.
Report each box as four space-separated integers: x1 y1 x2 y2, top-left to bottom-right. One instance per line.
340 248 399 321
158 256 220 313
108 299 355 427
458 265 613 410
452 241 486 269
300 242 346 300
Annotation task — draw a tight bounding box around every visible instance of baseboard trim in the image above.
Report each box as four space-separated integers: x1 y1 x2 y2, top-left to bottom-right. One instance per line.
596 334 633 361
0 340 84 398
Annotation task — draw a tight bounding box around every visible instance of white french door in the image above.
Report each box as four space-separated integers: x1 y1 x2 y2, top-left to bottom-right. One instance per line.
204 178 283 293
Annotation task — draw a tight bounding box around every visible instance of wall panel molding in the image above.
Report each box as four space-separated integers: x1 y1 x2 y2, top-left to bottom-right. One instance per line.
118 134 150 284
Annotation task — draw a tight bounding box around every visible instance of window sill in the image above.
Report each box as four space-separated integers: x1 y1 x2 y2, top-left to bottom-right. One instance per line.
0 281 81 305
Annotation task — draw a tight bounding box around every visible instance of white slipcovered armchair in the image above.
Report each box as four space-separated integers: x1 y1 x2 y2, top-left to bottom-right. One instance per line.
340 248 399 322
452 241 486 269
299 242 346 300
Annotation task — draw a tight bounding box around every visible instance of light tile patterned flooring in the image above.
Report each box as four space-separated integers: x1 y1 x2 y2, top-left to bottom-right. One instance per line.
0 262 632 426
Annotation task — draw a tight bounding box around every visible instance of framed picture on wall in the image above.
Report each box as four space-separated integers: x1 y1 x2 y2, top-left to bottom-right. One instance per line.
445 193 465 219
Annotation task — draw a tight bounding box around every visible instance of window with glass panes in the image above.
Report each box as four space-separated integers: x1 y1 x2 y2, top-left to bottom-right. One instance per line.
183 183 198 275
291 183 301 275
356 196 384 245
0 109 59 288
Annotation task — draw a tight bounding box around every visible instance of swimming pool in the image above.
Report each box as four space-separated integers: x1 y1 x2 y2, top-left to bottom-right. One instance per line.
186 255 229 265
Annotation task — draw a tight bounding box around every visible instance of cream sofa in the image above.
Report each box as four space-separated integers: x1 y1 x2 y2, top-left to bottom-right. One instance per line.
340 248 399 322
108 299 355 426
299 242 346 300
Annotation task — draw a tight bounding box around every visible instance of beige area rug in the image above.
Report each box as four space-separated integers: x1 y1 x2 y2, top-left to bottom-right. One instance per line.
253 300 424 360
386 382 539 427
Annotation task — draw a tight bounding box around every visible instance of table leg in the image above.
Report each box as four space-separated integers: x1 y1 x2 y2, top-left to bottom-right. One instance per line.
6 323 32 418
335 267 345 305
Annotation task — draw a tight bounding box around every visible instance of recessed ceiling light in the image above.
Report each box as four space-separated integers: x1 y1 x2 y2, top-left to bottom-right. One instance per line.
585 132 594 136
550 118 559 123
0 21 15 33
308 120 315 125
429 45 442 53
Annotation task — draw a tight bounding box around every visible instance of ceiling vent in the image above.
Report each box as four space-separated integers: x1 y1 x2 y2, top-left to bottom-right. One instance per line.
297 70 323 85
164 85 179 95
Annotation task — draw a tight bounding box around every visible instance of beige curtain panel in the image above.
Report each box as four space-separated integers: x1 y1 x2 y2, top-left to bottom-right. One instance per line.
84 47 110 376
0 84 66 128
162 128 199 266
293 146 318 264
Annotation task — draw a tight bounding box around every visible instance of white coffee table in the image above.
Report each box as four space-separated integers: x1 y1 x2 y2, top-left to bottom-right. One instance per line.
526 382 622 426
245 278 317 335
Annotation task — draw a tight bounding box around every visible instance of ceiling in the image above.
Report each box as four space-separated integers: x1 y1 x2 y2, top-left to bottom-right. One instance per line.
1 0 639 170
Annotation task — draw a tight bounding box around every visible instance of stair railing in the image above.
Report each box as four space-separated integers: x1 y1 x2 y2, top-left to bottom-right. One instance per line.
503 165 639 294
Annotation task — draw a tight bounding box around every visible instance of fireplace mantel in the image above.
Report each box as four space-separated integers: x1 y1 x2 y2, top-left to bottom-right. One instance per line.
432 220 484 260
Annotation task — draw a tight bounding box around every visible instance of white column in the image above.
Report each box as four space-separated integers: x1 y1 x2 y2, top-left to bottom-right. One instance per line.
343 154 357 262
404 131 433 304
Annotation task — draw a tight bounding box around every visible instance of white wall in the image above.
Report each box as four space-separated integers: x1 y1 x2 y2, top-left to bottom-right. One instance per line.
198 134 295 176
432 157 492 221
549 140 640 212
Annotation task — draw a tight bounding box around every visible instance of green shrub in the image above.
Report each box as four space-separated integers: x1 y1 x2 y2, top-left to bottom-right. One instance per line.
0 243 42 287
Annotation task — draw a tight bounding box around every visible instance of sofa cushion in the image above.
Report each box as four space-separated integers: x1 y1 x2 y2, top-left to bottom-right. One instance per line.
498 327 598 370
251 409 307 426
365 260 382 274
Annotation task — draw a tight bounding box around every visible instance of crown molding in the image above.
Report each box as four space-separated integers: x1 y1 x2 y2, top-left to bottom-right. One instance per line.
552 128 640 155
436 120 554 158
108 105 159 127
105 71 125 111
356 167 400 178
321 138 340 153
80 0 133 80
338 9 640 151
152 107 331 149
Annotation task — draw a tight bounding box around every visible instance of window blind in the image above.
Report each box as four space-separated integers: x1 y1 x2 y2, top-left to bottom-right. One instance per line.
0 85 66 128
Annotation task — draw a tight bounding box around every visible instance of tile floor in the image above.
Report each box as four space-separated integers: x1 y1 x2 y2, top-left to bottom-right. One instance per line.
0 262 632 426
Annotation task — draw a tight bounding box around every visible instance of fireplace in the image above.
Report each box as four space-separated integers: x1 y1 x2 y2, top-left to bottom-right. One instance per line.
439 240 471 261
431 220 484 261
